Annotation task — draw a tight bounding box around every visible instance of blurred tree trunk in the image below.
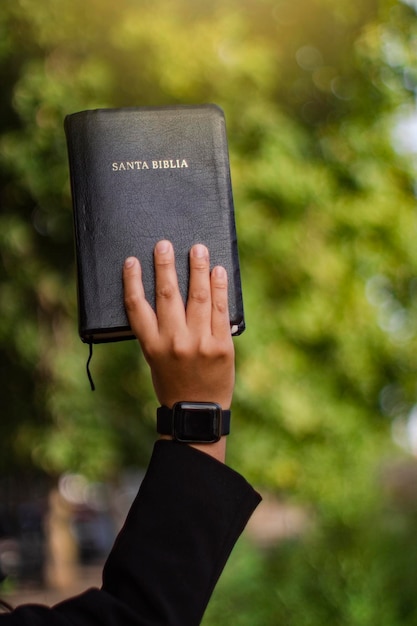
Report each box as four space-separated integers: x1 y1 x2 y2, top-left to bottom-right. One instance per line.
44 487 78 591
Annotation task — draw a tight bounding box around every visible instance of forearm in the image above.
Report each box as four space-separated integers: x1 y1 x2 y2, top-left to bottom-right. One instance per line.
189 437 226 463
159 435 227 463
101 440 261 625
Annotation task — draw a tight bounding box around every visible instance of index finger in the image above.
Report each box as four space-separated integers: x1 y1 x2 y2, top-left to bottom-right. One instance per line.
123 256 159 349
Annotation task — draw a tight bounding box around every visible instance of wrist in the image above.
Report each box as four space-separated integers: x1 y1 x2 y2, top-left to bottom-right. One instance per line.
156 401 230 463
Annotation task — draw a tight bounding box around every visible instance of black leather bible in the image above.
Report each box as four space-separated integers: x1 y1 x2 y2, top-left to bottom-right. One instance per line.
64 104 245 343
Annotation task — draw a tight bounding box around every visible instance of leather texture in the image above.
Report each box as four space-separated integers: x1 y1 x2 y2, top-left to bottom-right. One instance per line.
64 104 245 343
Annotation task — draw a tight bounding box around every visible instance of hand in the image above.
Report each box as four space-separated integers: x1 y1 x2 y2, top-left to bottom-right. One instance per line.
122 240 235 461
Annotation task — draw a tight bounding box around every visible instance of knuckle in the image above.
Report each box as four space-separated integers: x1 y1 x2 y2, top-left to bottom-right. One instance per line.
170 336 192 360
124 292 141 312
140 341 155 361
142 339 165 362
212 297 228 315
189 286 210 304
192 258 209 272
198 338 233 363
155 256 173 268
215 341 233 359
156 282 176 300
213 277 228 291
196 338 211 358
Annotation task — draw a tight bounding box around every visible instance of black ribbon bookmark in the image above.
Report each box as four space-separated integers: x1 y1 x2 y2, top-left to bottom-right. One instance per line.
86 342 96 391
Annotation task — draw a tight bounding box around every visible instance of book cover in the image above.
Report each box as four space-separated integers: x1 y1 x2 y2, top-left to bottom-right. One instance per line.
64 104 245 343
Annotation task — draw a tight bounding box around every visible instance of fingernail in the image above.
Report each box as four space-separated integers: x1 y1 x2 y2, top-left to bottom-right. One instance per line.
192 244 208 258
156 240 170 254
213 266 226 278
124 257 136 269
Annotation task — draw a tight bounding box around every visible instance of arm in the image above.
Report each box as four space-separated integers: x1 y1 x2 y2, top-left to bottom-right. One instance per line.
122 240 234 462
97 243 261 625
1 242 260 626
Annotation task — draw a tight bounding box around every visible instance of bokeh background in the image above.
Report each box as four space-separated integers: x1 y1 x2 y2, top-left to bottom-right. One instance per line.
2 0 417 623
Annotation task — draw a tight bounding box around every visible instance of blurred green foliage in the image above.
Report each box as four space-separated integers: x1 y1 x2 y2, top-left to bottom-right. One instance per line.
2 0 417 622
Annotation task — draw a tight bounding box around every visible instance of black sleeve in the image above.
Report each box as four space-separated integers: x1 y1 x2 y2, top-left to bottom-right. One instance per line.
1 441 261 626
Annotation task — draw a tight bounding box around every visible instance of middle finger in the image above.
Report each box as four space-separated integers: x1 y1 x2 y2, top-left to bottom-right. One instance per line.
186 243 212 332
154 240 185 331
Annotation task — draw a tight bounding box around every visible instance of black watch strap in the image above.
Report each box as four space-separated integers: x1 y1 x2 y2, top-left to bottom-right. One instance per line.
157 402 231 443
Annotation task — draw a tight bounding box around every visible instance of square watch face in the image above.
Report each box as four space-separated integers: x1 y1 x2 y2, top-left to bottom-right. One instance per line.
174 402 222 443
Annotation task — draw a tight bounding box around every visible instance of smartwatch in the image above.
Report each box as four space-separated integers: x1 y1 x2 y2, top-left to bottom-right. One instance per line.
157 402 231 443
